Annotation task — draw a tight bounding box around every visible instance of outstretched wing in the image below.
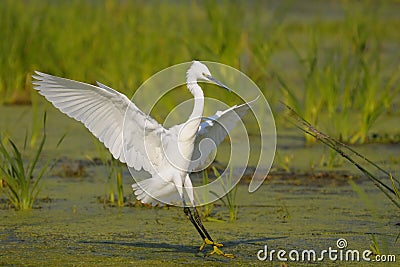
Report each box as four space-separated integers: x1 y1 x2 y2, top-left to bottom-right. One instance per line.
189 97 259 172
32 71 166 174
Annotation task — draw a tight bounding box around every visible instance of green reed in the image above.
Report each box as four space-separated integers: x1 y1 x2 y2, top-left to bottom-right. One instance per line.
108 156 124 207
0 113 51 210
277 2 400 144
285 102 400 249
198 169 215 220
1 1 399 145
91 137 124 207
285 103 399 208
212 166 238 222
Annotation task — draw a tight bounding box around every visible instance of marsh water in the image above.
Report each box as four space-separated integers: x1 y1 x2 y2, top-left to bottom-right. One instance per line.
1 106 399 266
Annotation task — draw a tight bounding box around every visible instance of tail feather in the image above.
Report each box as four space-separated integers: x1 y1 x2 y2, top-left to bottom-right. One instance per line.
132 177 181 206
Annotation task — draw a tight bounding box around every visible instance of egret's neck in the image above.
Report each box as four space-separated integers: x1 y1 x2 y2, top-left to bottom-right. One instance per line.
187 82 204 121
177 81 204 143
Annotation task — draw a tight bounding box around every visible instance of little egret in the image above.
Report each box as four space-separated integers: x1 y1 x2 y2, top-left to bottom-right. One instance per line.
33 61 255 258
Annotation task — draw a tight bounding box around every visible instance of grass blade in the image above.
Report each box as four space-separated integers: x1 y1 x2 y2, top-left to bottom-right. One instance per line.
282 102 399 208
0 113 52 210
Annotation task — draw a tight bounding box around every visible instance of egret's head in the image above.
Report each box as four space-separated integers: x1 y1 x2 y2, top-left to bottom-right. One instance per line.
187 61 231 92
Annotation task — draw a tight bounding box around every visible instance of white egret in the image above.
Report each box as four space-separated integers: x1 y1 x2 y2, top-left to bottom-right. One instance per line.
33 61 255 258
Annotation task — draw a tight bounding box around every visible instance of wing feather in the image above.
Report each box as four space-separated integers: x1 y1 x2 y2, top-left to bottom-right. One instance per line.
189 97 259 172
32 71 166 174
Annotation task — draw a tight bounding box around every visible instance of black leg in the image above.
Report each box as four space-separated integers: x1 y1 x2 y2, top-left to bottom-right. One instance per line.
184 207 206 240
192 207 214 242
182 196 234 258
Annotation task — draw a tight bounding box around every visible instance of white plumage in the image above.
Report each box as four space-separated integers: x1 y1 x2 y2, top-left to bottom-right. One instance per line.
32 61 255 207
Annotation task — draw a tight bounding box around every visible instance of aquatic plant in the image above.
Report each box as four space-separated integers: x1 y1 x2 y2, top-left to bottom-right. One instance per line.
349 180 395 255
1 1 399 146
108 157 124 207
212 166 238 222
279 35 399 144
198 169 215 220
275 1 400 144
284 103 400 246
389 174 400 244
370 234 382 257
275 196 291 222
0 114 50 210
274 151 293 173
91 137 124 207
285 103 399 207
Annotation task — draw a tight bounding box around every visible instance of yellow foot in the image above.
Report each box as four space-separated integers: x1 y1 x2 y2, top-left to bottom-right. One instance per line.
206 245 234 258
199 238 223 251
199 238 234 258
199 238 224 251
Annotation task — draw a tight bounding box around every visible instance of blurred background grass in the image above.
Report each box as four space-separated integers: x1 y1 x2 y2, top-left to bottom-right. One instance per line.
1 0 400 144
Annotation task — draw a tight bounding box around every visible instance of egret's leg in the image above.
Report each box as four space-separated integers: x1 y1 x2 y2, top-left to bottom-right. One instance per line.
182 176 234 258
192 207 235 258
182 175 211 245
183 175 220 246
192 207 223 248
178 176 206 242
183 206 233 258
183 206 206 240
182 192 208 242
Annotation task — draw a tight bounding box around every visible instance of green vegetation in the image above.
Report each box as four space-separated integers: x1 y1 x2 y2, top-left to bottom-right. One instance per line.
0 1 399 261
212 166 238 222
91 137 124 207
0 114 51 210
198 168 215 220
275 196 291 222
1 0 399 144
286 103 399 208
278 10 400 144
107 157 124 207
285 103 400 251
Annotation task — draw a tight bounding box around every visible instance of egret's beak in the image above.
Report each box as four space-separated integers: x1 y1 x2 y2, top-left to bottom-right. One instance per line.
205 74 232 92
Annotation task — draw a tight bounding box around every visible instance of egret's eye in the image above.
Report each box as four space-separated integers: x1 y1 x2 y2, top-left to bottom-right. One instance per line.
202 73 211 80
